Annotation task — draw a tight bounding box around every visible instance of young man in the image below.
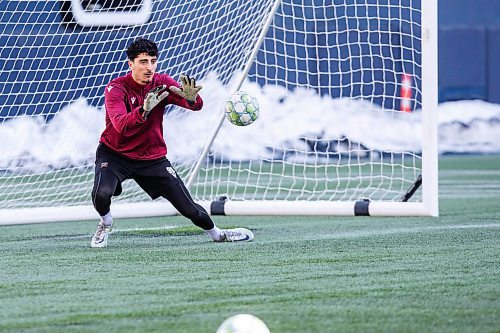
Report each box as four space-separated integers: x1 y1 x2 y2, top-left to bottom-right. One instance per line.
91 38 253 247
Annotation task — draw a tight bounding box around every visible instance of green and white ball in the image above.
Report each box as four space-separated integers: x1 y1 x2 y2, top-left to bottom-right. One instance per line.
224 91 259 126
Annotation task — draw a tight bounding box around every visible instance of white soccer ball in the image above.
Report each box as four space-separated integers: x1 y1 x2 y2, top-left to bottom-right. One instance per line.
224 91 260 126
216 314 270 333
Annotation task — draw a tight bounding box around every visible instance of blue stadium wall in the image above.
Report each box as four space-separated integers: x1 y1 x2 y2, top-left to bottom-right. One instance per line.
0 0 499 119
439 0 500 103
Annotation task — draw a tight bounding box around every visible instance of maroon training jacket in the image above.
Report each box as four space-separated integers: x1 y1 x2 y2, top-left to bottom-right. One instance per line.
99 72 203 160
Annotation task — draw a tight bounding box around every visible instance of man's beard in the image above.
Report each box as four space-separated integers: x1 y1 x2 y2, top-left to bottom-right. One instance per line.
143 73 152 84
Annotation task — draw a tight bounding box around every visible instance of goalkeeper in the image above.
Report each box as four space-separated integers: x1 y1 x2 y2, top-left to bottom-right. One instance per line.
90 38 253 247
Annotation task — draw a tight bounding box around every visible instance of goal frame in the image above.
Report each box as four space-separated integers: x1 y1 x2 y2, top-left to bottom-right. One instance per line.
0 0 438 225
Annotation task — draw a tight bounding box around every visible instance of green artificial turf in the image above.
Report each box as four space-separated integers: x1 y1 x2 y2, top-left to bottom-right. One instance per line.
0 155 499 333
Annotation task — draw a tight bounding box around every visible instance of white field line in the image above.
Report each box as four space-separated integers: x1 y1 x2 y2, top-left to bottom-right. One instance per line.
110 223 499 237
110 225 179 234
312 223 500 240
73 223 499 240
110 223 499 239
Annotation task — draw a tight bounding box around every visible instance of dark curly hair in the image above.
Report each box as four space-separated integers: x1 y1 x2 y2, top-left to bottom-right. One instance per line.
126 38 158 60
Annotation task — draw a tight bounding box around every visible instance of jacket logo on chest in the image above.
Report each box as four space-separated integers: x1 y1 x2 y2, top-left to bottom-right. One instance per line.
131 97 136 104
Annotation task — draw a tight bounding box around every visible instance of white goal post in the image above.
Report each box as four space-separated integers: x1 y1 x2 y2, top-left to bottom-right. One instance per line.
0 0 438 225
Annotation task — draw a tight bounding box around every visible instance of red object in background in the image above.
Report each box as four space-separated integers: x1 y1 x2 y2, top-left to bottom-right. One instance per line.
400 73 413 112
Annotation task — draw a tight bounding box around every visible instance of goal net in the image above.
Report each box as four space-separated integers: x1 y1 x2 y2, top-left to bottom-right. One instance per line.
0 0 437 224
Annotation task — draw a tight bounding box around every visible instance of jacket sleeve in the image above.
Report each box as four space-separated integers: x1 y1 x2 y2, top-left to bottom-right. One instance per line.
163 75 204 111
104 84 146 137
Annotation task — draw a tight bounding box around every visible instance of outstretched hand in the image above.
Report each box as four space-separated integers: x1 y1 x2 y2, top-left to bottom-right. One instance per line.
169 75 203 102
142 85 169 119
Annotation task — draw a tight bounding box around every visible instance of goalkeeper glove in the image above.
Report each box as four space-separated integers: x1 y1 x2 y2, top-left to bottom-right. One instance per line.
141 85 169 119
169 75 203 102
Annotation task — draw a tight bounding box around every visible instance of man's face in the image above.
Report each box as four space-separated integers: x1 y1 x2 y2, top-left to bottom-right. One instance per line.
129 53 157 85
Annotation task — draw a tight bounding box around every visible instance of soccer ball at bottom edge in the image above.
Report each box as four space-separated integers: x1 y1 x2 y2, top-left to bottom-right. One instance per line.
224 91 260 126
216 314 270 333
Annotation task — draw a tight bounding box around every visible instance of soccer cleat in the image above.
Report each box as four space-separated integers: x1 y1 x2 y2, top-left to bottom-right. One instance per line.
91 221 112 248
219 228 254 242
